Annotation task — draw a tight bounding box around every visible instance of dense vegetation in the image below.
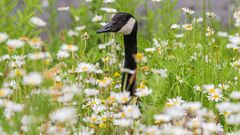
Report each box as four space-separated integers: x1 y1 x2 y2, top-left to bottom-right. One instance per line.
0 0 240 134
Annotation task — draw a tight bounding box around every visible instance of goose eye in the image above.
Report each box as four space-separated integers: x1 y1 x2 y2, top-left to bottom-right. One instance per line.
122 17 126 21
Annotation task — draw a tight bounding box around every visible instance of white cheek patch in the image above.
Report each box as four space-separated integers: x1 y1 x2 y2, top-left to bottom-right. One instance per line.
118 18 136 35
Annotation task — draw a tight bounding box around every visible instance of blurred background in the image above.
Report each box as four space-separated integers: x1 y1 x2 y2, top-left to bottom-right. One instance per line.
9 0 240 41
17 0 239 27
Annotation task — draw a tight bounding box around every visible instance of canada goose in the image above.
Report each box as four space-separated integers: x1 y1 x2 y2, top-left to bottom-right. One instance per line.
97 12 138 97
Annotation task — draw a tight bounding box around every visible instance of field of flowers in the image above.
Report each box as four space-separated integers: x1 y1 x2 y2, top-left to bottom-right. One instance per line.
0 0 240 134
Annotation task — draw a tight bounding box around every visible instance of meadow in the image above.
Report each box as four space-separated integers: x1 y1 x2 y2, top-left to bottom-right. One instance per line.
0 0 240 134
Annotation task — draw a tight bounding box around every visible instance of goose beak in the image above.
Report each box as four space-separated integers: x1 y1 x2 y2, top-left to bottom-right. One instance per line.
96 22 114 33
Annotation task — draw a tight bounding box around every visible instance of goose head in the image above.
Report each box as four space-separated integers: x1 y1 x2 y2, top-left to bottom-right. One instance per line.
97 12 137 35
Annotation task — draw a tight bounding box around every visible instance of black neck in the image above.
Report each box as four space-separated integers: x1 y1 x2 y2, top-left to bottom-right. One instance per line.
123 25 137 70
122 23 137 96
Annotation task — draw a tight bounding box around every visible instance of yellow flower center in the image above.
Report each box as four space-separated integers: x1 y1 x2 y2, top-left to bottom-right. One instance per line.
90 116 97 122
0 90 6 97
138 83 146 89
67 45 74 50
102 117 107 122
212 93 220 99
82 66 88 71
90 101 97 106
31 38 41 45
223 111 230 117
15 69 23 76
120 113 125 118
134 53 144 61
114 72 121 77
99 123 107 128
121 96 129 103
107 96 116 103
208 88 215 93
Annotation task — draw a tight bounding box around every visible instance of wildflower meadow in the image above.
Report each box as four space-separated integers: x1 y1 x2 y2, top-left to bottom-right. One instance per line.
0 0 240 134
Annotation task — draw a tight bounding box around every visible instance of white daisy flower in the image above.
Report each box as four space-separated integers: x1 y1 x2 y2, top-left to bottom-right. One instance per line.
0 32 9 43
6 39 25 49
92 15 102 22
30 17 47 27
23 72 43 86
57 50 70 59
75 62 96 73
50 107 77 125
60 44 78 52
182 7 195 15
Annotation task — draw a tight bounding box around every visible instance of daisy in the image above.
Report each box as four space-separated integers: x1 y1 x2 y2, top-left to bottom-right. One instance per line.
134 52 147 63
114 118 132 127
75 25 86 31
28 37 43 49
27 52 50 60
74 16 80 21
206 26 214 36
84 114 101 124
206 11 216 18
100 22 107 26
103 0 115 3
97 77 113 88
229 34 240 46
9 68 26 77
145 47 156 53
50 107 77 125
135 84 152 97
116 91 131 104
229 91 240 99
41 0 49 8
60 44 78 52
0 88 13 97
6 39 25 49
165 96 184 107
75 62 96 73
207 92 223 102
216 102 232 117
122 105 141 119
106 92 117 104
92 15 103 22
203 84 216 94
85 0 93 2
30 17 47 27
57 6 69 11
100 7 117 13
57 85 81 103
151 69 167 78
0 54 10 61
67 29 79 37
175 34 184 38
23 72 43 86
0 32 9 43
217 31 228 37
4 100 24 119
233 11 240 27
152 0 162 2
154 114 171 123
142 126 161 135
21 115 31 132
57 50 70 59
84 88 99 96
91 104 107 114
182 24 193 31
171 24 181 29
182 8 195 15
77 127 94 135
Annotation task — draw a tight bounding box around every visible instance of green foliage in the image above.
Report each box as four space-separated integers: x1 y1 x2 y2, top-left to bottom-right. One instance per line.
0 0 240 134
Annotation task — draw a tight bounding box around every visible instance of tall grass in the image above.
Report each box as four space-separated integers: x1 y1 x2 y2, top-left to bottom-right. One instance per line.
0 0 240 134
